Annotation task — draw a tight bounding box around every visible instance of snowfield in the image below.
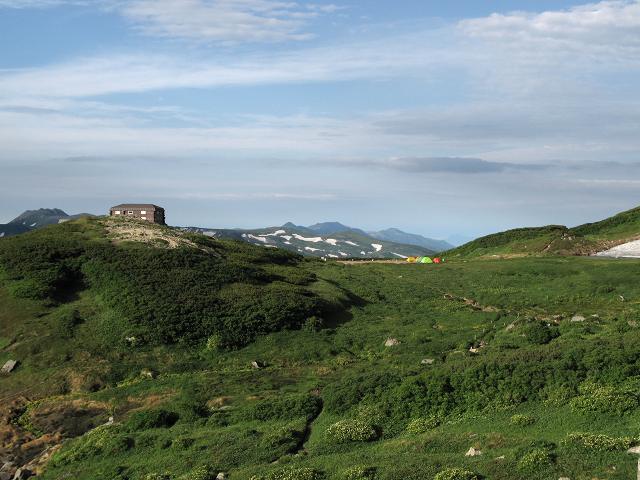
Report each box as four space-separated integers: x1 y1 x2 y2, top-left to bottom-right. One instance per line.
392 252 408 258
325 238 338 246
372 243 382 252
260 230 286 237
595 240 640 258
305 246 323 252
245 234 268 243
344 241 359 246
293 234 323 243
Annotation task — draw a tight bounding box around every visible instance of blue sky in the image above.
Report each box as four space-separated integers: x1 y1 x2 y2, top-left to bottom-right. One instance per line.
1 0 640 241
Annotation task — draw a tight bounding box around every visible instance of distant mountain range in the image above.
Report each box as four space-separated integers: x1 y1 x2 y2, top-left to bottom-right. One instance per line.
0 208 94 238
304 222 454 251
184 221 451 259
1 210 452 259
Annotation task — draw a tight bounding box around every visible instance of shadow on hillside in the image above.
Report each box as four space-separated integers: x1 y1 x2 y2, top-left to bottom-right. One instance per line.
53 275 86 304
320 278 367 329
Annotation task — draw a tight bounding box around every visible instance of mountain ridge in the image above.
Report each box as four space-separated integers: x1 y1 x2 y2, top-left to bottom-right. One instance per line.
446 205 640 258
184 223 436 259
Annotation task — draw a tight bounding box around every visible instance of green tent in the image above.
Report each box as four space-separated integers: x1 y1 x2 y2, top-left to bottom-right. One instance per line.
420 257 433 264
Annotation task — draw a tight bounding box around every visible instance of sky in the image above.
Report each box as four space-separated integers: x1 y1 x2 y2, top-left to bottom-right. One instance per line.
1 0 640 241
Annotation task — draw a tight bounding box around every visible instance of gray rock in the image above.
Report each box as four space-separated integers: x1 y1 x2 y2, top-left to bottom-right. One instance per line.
627 445 640 454
570 315 585 322
384 338 400 347
216 473 228 480
465 447 482 457
421 358 435 365
251 361 264 369
1 360 18 374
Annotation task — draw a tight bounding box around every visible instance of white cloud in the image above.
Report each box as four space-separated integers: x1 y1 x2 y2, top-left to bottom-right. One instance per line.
459 0 640 61
113 0 332 43
0 0 340 43
0 33 447 98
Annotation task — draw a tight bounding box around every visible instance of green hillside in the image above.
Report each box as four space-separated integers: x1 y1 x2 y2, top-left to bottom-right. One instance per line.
445 205 640 259
2 218 640 480
571 205 640 239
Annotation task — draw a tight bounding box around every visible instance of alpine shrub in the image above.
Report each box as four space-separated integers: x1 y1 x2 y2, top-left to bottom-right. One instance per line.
253 467 325 480
563 433 634 452
510 414 535 426
125 409 180 431
178 465 217 480
433 468 479 480
406 416 440 434
517 448 554 473
341 466 376 480
570 382 638 415
326 419 379 443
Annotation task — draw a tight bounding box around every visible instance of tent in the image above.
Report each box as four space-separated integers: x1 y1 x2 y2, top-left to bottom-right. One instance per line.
433 257 442 264
420 257 433 264
406 257 417 263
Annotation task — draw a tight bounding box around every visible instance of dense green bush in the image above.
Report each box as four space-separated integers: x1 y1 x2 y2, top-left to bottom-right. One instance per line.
523 321 558 345
125 409 180 431
569 382 638 415
323 371 401 414
252 467 325 480
177 465 217 480
510 414 535 426
563 433 634 452
433 468 479 480
517 448 554 473
246 394 323 422
406 416 440 434
341 466 376 480
326 419 379 443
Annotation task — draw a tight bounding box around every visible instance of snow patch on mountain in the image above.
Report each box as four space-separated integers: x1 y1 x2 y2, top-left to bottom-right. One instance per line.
372 243 382 252
260 230 286 237
392 252 408 258
244 234 268 243
293 234 323 243
305 246 324 252
344 241 359 246
325 238 338 246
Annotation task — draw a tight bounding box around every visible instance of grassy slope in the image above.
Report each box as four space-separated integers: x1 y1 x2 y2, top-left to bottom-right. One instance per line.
445 205 640 259
3 220 640 479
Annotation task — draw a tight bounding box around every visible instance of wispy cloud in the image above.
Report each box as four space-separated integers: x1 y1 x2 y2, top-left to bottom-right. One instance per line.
0 0 340 43
338 157 548 174
113 0 339 43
